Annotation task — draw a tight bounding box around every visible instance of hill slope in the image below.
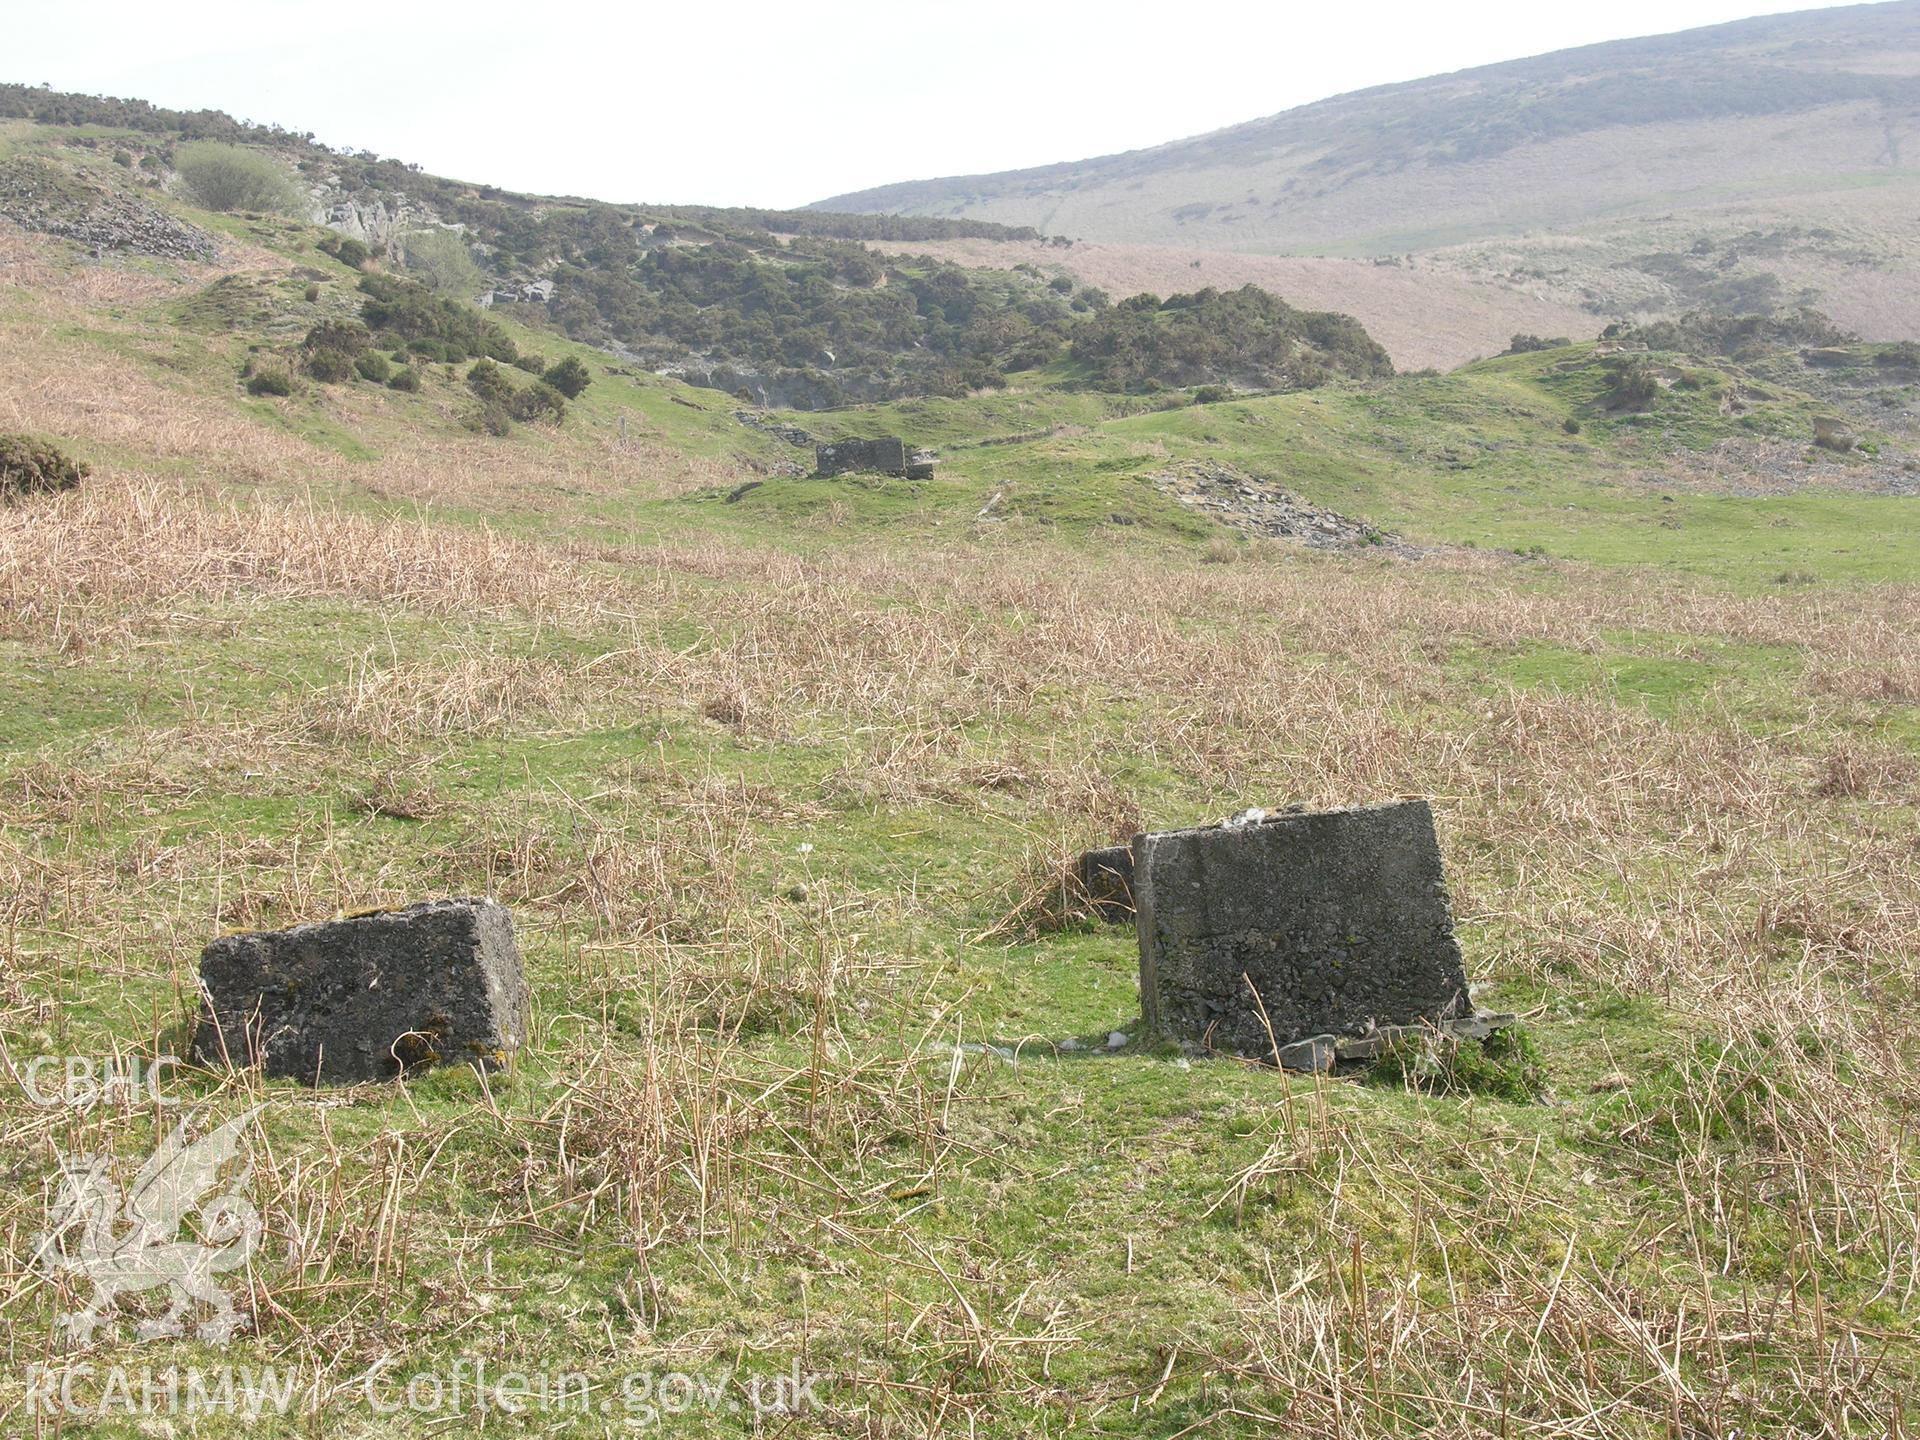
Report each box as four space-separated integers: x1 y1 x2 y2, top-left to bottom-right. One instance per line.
817 3 1920 341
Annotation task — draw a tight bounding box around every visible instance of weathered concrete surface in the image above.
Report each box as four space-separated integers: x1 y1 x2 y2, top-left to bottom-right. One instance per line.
815 437 910 478
1134 801 1469 1054
193 898 531 1085
1077 844 1136 922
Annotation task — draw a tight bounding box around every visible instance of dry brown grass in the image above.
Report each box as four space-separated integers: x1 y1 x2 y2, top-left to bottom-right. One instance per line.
0 328 1916 1434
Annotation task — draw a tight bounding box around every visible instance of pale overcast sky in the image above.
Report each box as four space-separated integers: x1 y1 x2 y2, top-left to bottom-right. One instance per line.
5 0 1879 208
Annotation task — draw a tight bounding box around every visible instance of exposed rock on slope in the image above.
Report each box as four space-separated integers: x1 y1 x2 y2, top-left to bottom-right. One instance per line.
1155 460 1412 551
0 158 218 263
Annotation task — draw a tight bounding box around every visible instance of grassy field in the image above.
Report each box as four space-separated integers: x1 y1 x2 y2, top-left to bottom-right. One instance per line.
1 186 1917 1438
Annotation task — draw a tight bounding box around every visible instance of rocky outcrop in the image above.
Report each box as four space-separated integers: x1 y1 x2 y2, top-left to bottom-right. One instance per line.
311 192 435 253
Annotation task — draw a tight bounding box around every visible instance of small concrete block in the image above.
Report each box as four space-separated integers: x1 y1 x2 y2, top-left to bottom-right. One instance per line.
1077 843 1136 922
1276 1033 1337 1072
194 898 531 1085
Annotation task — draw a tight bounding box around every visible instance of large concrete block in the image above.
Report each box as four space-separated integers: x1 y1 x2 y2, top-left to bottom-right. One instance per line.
815 437 908 478
193 898 531 1085
1134 801 1468 1053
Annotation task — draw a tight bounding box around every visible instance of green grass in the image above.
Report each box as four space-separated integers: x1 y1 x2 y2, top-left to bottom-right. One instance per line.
720 346 1916 584
1 154 1916 1437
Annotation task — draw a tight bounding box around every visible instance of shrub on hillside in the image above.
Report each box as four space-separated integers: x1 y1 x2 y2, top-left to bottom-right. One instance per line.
245 367 293 397
359 273 517 364
387 366 421 393
1071 284 1391 393
541 356 592 399
354 351 392 383
403 228 484 296
318 233 370 269
174 142 300 214
0 433 88 498
467 359 515 406
466 401 513 437
1505 333 1571 354
465 361 568 427
303 318 371 382
1603 357 1660 410
1613 308 1852 360
507 380 567 425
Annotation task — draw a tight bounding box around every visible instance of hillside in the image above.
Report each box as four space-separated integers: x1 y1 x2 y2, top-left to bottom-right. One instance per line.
1 76 1917 1440
818 3 1920 343
0 102 1414 407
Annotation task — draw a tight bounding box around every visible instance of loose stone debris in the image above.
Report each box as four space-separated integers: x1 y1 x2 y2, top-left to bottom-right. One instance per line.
733 409 816 447
193 898 531 1085
1153 460 1415 551
0 158 219 264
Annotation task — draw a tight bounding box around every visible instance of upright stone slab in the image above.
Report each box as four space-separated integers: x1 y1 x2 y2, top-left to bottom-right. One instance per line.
1134 801 1468 1054
193 898 531 1085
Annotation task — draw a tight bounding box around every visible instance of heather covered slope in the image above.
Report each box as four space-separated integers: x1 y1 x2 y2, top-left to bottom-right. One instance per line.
818 3 1920 344
816 2 1920 251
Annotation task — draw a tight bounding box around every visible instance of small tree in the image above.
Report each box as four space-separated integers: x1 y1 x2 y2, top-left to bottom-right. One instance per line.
402 228 484 297
174 142 300 215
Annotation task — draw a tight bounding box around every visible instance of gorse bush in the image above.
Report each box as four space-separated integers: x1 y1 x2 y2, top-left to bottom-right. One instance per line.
359 273 517 365
466 359 567 431
317 233 370 269
1071 285 1393 393
547 235 1080 408
1608 308 1852 360
0 433 88 498
1603 357 1661 410
302 318 371 383
507 381 567 425
174 142 300 214
244 367 293 397
541 356 592 399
